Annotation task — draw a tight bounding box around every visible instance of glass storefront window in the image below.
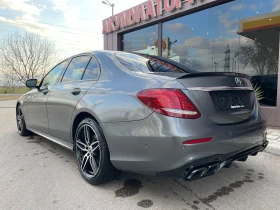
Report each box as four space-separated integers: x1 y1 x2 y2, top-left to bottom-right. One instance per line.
162 0 279 106
162 9 211 71
122 24 158 55
239 1 278 107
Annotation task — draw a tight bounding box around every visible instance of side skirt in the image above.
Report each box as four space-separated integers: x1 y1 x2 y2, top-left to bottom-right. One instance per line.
27 127 73 151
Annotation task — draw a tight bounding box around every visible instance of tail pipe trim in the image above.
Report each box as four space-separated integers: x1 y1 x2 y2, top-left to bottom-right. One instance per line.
186 163 220 181
186 141 269 181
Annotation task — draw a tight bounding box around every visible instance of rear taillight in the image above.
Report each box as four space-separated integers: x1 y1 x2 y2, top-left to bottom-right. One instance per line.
137 89 201 119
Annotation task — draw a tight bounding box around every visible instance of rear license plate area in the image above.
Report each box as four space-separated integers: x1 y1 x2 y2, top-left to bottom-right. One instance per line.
216 91 250 110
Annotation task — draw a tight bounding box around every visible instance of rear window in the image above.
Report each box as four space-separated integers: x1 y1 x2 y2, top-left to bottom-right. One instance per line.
115 53 193 73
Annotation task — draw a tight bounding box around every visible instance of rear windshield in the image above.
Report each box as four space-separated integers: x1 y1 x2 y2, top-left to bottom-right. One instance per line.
115 53 197 73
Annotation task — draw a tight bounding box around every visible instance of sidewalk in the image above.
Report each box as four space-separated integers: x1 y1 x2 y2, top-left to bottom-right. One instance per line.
266 127 280 156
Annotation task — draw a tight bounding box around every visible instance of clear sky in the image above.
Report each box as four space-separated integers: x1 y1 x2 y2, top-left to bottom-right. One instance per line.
0 0 145 59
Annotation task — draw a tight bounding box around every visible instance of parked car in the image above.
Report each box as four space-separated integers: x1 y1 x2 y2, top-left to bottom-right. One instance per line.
16 51 268 185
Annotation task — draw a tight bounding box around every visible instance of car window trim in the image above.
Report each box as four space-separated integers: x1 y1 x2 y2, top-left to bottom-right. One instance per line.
40 59 70 87
80 57 92 80
59 57 74 83
81 55 101 81
60 54 92 83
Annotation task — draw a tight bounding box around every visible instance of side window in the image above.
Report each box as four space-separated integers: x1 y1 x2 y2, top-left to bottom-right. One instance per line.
42 60 68 86
62 56 91 82
82 57 100 80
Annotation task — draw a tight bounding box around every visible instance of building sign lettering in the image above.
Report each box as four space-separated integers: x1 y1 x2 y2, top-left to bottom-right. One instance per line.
102 0 204 34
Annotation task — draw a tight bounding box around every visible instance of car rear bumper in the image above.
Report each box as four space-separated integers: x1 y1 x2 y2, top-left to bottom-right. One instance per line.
102 112 267 175
156 140 269 180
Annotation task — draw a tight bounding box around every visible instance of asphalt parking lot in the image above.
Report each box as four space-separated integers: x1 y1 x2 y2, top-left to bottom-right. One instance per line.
1 101 280 210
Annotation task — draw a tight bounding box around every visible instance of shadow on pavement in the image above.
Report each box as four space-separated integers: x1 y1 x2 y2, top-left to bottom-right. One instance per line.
25 133 267 210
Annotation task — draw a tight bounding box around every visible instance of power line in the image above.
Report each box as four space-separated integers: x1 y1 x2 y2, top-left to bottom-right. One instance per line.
0 20 103 38
0 0 102 23
0 14 102 35
0 30 103 44
75 16 102 23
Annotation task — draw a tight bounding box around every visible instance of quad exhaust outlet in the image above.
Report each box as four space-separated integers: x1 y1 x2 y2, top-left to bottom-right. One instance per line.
186 140 269 181
186 163 220 180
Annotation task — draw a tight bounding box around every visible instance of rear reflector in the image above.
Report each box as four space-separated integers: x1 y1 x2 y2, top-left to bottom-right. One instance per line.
137 89 201 119
183 137 213 145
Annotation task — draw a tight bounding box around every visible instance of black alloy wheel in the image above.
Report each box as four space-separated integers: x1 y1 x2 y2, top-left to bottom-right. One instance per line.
76 123 101 178
75 118 119 185
16 105 31 136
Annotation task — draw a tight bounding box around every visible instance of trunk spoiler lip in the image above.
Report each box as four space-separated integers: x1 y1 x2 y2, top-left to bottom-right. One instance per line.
177 72 251 80
187 86 253 91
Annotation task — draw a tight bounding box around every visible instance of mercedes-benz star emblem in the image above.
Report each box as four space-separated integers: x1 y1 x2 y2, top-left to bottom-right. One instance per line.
235 77 242 86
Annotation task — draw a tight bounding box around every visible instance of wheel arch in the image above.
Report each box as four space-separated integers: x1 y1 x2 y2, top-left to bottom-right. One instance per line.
16 101 22 116
71 110 105 151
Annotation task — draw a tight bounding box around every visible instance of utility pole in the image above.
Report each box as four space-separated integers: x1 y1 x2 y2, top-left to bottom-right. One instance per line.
102 0 115 50
214 62 218 72
102 0 115 16
223 44 230 72
168 40 177 58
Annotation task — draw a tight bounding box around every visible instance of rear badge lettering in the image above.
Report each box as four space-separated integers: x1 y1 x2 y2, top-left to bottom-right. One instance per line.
231 105 245 109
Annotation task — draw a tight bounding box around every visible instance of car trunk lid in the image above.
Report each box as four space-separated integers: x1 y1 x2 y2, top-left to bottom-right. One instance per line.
177 72 257 125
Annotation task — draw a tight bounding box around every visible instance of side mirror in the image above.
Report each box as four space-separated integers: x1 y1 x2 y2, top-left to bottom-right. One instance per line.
26 79 38 88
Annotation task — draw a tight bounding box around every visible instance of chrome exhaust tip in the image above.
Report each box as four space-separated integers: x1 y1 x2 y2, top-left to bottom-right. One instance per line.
205 163 220 175
186 163 220 180
263 140 269 148
187 167 208 180
260 140 269 152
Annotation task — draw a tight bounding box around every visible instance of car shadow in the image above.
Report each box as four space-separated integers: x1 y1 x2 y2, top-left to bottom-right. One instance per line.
103 162 262 209
25 134 266 210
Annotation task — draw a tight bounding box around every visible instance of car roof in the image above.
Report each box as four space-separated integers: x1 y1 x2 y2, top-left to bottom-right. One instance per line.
61 50 118 61
83 50 119 56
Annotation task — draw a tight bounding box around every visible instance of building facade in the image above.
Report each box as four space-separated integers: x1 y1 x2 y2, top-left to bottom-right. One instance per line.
103 0 280 127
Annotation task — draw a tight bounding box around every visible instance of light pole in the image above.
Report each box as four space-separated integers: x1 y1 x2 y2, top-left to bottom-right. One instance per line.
102 0 115 16
170 40 177 46
168 40 177 58
214 62 218 72
102 0 115 50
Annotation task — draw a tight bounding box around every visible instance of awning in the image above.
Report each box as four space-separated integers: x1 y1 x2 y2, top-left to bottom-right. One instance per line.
238 11 280 49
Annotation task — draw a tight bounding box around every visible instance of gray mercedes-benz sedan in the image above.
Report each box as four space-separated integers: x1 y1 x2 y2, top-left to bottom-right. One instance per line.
16 51 268 185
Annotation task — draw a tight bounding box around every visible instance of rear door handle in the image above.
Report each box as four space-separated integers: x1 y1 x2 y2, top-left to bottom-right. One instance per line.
71 88 81 95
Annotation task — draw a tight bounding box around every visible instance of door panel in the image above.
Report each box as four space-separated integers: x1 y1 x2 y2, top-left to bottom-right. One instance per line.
24 89 49 134
47 55 99 142
47 80 96 141
24 60 69 134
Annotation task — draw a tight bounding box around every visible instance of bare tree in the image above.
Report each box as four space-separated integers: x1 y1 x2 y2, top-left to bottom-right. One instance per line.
0 31 58 85
235 40 278 75
0 75 15 93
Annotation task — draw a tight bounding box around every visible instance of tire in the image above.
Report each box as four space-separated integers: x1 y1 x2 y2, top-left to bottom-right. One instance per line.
74 118 119 185
16 105 31 136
